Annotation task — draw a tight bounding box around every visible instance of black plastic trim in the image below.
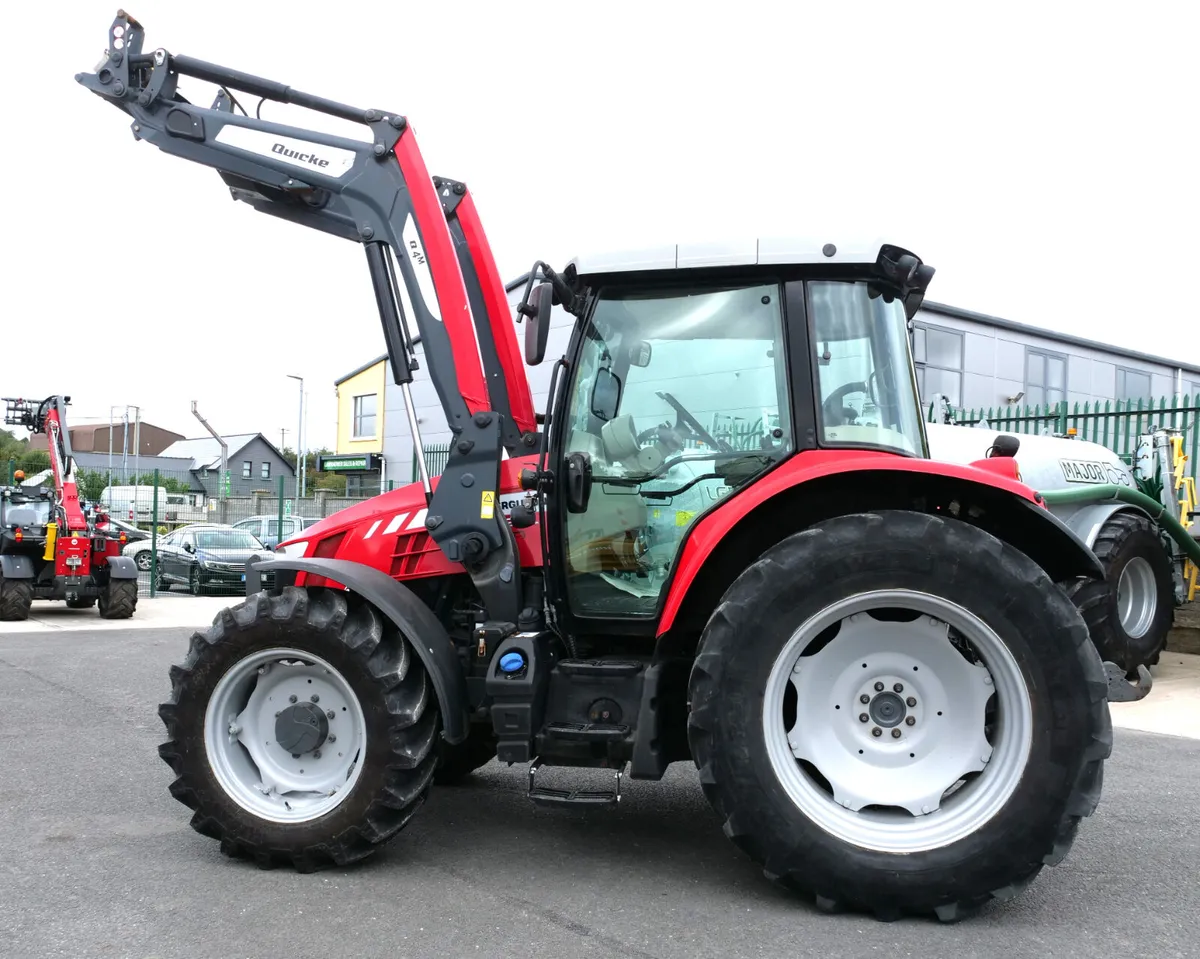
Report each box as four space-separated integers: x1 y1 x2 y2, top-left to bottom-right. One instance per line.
0 555 35 579
105 555 140 580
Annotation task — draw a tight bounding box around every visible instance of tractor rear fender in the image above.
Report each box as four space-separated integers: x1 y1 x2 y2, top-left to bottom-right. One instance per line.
0 555 35 579
104 555 139 580
245 555 470 744
657 450 1105 640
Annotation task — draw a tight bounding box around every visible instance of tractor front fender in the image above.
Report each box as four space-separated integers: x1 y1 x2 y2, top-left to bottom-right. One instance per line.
0 554 35 579
245 555 470 745
104 555 140 579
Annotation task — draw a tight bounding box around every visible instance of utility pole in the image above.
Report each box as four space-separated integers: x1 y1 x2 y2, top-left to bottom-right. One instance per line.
287 374 304 499
280 428 289 453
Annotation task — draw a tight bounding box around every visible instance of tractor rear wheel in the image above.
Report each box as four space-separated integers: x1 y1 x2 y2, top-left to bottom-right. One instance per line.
0 573 33 621
98 579 138 619
1066 512 1174 676
157 587 440 870
687 510 1111 922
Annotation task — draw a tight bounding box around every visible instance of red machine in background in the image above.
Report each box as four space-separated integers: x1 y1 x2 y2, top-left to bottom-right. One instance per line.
0 395 139 620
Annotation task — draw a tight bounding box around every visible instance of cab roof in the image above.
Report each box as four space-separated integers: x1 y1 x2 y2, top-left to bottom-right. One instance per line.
566 237 896 277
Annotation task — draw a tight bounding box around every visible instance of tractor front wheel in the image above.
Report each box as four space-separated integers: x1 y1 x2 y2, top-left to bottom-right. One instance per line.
0 573 33 621
687 510 1111 922
157 587 440 870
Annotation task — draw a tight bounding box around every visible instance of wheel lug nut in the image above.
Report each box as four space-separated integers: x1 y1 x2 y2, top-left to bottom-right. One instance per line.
859 713 869 723
288 694 297 703
327 709 335 720
859 694 870 704
871 727 882 737
906 716 916 726
906 697 916 707
328 734 337 743
313 749 322 759
891 728 902 738
874 682 884 692
311 694 320 703
893 683 904 693
291 753 300 759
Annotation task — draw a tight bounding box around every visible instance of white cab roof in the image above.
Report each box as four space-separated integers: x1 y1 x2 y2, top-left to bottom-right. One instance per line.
566 237 897 276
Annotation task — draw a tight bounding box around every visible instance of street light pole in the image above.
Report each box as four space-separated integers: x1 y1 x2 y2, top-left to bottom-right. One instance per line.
287 374 303 500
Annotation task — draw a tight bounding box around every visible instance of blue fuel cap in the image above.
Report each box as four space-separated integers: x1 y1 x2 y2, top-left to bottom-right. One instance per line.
499 651 526 674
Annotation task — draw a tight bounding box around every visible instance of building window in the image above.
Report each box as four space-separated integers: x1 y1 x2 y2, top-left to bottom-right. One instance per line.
912 323 963 406
1025 348 1067 409
1115 367 1153 404
261 462 271 479
353 394 377 439
241 461 251 479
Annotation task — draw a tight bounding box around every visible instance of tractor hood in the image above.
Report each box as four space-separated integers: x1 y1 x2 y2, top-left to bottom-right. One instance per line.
277 481 432 556
925 422 1137 492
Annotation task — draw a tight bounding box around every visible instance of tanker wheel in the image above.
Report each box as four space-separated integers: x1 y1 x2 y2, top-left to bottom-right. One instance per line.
158 587 440 871
1067 512 1174 676
99 580 138 619
687 510 1111 922
433 730 498 785
0 574 33 621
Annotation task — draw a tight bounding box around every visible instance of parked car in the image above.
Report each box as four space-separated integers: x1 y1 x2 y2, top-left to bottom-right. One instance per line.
153 524 274 595
232 514 322 549
102 517 150 544
122 522 215 571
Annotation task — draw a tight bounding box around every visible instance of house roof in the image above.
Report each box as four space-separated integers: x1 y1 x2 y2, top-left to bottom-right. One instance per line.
159 433 295 473
335 354 388 386
920 301 1200 378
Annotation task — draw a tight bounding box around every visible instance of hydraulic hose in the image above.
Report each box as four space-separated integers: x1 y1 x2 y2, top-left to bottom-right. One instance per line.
1038 485 1200 565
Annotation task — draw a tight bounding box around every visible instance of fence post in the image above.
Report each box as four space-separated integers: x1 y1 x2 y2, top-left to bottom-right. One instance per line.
1057 401 1067 435
277 475 285 549
150 469 159 598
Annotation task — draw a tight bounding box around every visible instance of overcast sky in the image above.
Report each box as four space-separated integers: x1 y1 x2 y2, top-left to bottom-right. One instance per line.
5 1 1196 451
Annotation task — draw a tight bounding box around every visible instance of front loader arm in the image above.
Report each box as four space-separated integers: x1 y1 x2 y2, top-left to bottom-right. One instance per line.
76 11 524 624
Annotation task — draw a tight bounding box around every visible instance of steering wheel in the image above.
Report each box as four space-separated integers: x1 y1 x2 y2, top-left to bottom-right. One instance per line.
655 391 732 452
822 381 869 426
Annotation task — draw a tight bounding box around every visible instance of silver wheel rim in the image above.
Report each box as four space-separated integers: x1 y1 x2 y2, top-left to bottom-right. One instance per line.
763 588 1033 854
136 551 151 571
204 647 368 823
1116 557 1157 639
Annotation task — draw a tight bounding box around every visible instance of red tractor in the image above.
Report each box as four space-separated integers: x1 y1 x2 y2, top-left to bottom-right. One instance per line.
80 12 1131 922
1 395 139 620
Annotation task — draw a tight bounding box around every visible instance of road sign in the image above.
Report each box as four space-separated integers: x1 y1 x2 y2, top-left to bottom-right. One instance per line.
284 499 293 515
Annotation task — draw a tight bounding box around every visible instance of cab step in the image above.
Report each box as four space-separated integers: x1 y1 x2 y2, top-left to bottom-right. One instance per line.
544 721 630 742
557 659 644 679
527 758 624 807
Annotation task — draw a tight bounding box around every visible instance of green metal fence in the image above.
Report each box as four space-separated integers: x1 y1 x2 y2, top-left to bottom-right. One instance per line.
928 394 1200 482
413 443 452 481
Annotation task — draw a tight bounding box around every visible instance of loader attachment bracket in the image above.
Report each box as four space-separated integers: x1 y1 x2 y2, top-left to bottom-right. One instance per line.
1103 661 1153 703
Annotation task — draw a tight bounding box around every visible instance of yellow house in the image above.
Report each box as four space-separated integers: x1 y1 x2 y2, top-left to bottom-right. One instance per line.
323 354 387 495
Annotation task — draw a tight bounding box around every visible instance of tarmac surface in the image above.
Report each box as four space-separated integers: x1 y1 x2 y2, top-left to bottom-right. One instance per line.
1 601 1198 958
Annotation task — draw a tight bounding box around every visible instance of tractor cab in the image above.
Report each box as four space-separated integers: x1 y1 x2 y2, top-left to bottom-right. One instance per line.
519 239 934 618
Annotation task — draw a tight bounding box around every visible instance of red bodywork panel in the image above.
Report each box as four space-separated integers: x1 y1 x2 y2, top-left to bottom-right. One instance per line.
291 455 542 590
655 449 1042 636
392 128 490 417
454 191 538 438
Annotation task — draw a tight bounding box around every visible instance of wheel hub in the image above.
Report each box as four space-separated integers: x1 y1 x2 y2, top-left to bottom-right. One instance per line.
274 701 330 755
766 591 1034 854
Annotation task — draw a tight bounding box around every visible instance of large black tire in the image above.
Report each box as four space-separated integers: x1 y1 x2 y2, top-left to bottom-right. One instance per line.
158 587 440 871
0 574 33 621
687 510 1111 922
1066 512 1174 676
433 730 498 785
98 579 138 619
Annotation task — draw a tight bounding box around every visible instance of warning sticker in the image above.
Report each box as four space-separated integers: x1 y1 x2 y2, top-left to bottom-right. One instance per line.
480 490 495 519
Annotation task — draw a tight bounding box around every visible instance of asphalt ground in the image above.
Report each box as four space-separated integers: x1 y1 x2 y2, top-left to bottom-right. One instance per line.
1 623 1198 959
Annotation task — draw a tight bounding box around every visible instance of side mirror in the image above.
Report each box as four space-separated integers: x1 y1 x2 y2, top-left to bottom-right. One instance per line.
590 368 622 422
565 451 593 514
183 542 195 553
523 281 554 366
